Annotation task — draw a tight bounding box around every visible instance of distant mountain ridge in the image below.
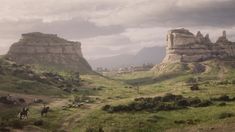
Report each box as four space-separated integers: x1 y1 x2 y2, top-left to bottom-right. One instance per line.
88 46 165 69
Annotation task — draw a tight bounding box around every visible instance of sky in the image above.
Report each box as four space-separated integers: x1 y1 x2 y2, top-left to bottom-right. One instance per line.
0 0 235 59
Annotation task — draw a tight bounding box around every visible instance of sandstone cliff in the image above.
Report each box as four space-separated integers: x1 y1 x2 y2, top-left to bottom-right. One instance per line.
162 28 235 63
6 32 92 74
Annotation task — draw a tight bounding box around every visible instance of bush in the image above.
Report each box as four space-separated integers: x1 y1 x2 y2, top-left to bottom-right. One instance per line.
176 99 190 107
188 97 201 105
218 102 226 106
102 94 213 113
190 84 199 91
34 120 44 126
10 120 25 129
85 127 104 132
218 112 234 119
195 100 212 107
211 95 232 101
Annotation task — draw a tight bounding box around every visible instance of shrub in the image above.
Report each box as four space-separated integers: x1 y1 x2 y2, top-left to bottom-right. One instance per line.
190 84 199 91
211 95 231 101
176 99 190 107
85 127 104 132
195 100 212 107
174 120 186 124
34 120 44 126
218 112 234 119
218 102 226 106
188 97 201 106
102 94 213 113
10 120 25 129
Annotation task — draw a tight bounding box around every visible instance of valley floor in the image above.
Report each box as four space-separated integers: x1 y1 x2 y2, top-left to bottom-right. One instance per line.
1 60 235 132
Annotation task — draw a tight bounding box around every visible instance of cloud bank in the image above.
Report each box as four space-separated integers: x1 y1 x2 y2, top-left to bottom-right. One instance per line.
0 0 235 59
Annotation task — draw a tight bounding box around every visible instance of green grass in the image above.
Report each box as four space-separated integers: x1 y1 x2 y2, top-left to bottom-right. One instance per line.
74 104 235 132
71 60 235 131
2 60 235 131
0 75 64 96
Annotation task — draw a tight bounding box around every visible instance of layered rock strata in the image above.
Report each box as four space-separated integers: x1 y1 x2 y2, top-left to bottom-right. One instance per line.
6 32 92 73
162 28 235 63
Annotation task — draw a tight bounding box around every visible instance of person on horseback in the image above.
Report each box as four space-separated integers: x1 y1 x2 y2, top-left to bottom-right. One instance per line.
41 104 50 117
19 106 29 120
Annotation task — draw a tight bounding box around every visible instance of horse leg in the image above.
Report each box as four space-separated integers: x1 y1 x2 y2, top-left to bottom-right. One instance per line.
20 113 23 120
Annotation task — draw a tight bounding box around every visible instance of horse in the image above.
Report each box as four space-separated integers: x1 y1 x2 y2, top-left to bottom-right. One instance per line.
19 107 29 120
41 106 50 117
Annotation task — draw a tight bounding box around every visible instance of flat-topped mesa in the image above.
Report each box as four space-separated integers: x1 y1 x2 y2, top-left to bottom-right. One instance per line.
20 32 81 46
6 32 92 73
162 28 235 63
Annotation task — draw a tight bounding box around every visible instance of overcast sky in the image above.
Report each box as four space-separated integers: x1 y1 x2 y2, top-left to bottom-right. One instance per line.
0 0 235 59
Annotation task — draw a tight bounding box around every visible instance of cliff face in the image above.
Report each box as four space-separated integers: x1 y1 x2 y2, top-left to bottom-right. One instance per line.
162 28 235 63
6 32 92 73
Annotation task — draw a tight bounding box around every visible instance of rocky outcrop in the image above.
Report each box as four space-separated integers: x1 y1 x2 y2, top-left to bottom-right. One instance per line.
162 28 235 63
6 32 92 73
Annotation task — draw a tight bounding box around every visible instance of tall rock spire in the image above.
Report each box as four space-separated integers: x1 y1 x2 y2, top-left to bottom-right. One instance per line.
216 30 229 43
196 31 204 43
204 34 211 43
223 30 226 38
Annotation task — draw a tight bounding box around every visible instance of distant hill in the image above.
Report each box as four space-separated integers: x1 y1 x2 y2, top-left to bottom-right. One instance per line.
88 46 165 69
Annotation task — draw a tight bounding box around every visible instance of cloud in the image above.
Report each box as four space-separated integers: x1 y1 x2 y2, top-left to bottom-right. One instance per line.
88 0 235 27
2 0 234 28
0 0 235 59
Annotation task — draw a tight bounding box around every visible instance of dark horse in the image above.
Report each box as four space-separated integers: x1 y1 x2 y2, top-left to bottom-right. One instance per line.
19 107 29 120
41 106 50 117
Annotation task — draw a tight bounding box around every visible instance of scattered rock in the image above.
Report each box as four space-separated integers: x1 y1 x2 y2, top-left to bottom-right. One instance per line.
33 98 44 103
71 88 78 92
63 88 71 93
0 96 24 105
34 120 44 126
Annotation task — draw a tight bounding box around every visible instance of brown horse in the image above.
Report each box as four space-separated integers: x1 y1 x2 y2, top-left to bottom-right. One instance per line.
41 106 50 117
19 107 29 120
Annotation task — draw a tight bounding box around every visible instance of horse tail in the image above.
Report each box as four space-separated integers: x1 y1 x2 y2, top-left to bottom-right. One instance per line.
17 112 21 118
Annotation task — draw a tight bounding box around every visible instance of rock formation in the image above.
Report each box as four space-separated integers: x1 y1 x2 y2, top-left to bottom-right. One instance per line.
6 32 92 73
162 28 235 63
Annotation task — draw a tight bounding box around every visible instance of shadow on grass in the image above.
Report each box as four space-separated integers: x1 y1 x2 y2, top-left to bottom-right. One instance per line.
118 72 188 86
